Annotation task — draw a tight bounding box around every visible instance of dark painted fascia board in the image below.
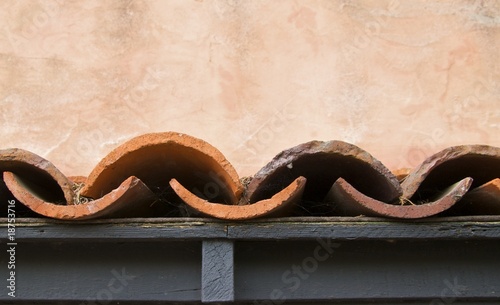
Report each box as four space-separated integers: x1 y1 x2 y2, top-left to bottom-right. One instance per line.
1 216 500 242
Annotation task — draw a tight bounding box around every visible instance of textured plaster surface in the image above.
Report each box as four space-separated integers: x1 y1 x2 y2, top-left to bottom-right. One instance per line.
0 0 499 177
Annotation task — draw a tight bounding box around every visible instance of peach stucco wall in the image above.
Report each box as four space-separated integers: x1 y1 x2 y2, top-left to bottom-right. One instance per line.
0 0 499 177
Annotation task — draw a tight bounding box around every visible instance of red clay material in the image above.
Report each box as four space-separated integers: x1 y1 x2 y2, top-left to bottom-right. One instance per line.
81 132 243 209
1 133 246 219
327 177 473 218
170 177 306 220
445 179 500 215
401 145 500 199
246 140 402 216
1 135 498 220
4 173 156 219
0 148 75 205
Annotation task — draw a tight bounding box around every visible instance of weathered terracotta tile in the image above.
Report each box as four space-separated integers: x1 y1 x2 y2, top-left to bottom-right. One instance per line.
0 134 498 220
245 140 402 216
401 145 500 199
327 177 472 218
0 148 75 205
4 173 156 220
445 179 500 216
80 132 243 205
170 177 306 220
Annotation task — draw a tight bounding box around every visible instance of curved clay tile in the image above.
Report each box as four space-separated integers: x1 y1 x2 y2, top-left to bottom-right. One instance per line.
170 177 306 220
401 145 500 200
1 133 247 219
2 135 498 220
438 178 500 216
79 132 244 216
380 144 500 218
0 149 159 219
0 148 75 205
4 173 155 220
323 144 500 218
245 140 402 216
327 177 472 218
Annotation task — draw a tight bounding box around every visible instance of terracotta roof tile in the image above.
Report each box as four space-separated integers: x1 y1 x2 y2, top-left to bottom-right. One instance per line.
0 132 498 220
170 176 306 220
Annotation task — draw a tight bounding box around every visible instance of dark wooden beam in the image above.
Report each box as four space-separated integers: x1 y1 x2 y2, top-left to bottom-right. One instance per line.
202 240 234 303
3 217 500 242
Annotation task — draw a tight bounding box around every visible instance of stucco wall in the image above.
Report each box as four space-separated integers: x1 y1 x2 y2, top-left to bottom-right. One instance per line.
0 0 499 177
